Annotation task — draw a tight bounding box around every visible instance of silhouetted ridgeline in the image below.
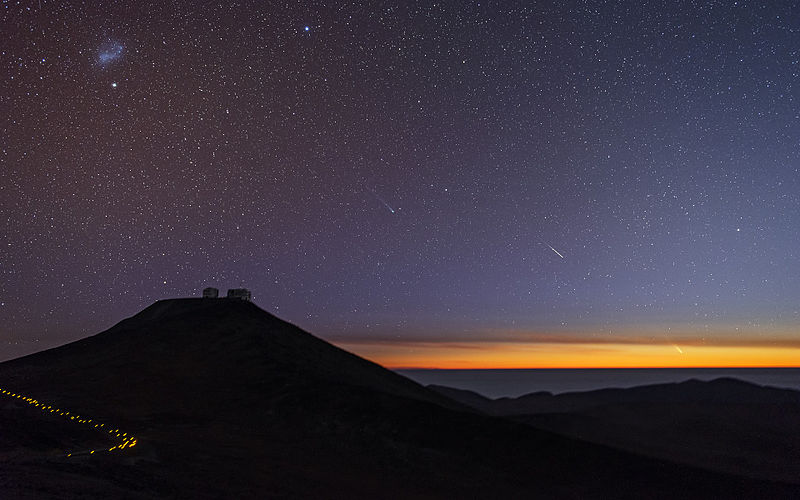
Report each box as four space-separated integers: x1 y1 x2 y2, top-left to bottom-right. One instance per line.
430 378 800 484
398 367 800 397
0 299 798 498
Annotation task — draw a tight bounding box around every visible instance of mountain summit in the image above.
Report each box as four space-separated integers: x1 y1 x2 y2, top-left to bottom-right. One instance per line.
1 299 799 498
0 298 457 416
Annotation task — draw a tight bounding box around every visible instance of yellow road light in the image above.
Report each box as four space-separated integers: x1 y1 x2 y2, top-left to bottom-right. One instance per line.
1 387 138 457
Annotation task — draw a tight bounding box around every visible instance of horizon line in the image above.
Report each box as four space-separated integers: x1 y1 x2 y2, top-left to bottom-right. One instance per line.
388 365 800 370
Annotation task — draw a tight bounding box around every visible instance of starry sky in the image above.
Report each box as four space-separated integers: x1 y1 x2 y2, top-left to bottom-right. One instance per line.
2 1 800 367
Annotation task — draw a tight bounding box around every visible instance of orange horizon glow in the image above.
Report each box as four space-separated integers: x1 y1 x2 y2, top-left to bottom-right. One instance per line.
332 340 800 370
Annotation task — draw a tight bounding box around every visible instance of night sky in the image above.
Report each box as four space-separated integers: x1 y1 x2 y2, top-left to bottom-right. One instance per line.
3 1 800 367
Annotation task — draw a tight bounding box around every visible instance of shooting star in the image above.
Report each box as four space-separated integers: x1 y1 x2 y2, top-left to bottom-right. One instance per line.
546 244 564 259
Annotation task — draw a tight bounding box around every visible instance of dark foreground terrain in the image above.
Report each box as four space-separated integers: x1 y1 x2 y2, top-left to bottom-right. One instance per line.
1 299 798 498
431 377 800 485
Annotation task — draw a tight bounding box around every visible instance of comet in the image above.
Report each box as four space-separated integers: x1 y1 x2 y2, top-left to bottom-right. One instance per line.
376 197 395 214
673 344 684 354
367 188 396 214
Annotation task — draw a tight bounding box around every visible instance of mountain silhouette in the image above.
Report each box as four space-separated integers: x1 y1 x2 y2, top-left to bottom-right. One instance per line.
429 377 800 415
430 378 800 484
1 298 799 498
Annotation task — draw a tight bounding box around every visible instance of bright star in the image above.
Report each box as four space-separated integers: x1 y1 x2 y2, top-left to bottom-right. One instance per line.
111 82 117 88
304 26 310 31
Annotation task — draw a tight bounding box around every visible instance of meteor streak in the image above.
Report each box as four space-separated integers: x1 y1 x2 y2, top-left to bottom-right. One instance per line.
547 244 564 259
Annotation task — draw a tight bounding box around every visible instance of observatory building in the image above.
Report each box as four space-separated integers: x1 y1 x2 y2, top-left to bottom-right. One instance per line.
200 287 252 301
226 288 252 301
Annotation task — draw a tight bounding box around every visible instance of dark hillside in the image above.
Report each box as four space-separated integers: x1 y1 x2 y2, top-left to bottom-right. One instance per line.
1 299 798 498
431 378 800 484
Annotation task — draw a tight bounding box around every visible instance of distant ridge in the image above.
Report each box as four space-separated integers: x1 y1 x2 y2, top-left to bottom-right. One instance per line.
430 378 800 484
429 377 800 415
